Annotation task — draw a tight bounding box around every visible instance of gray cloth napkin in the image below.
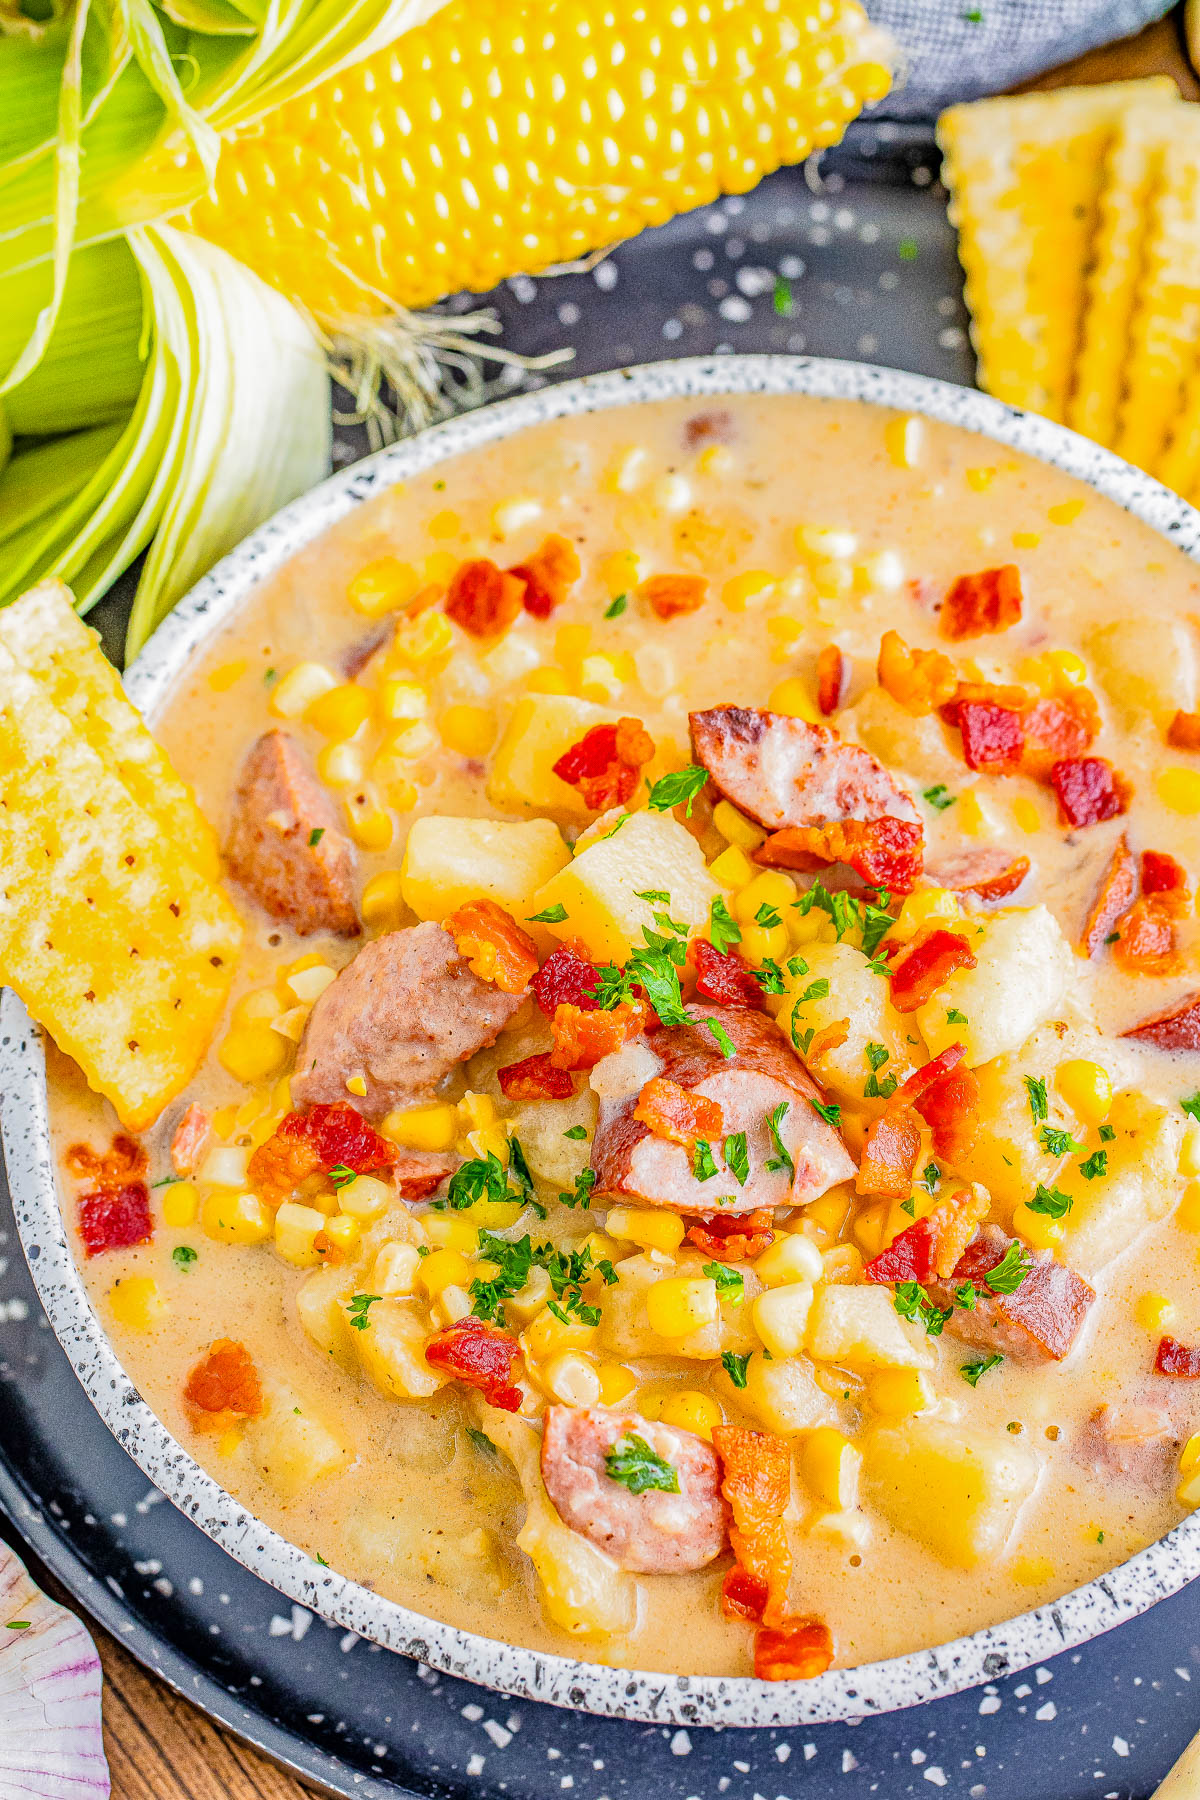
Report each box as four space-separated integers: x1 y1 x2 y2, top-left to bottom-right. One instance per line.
865 0 1176 117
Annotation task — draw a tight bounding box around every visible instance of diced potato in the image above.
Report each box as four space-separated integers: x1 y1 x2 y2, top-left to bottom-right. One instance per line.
352 1296 445 1399
715 1351 832 1436
295 1265 358 1371
529 807 723 964
505 1088 598 1187
849 687 962 785
248 1404 351 1497
1059 1090 1183 1277
400 815 569 935
862 1420 1040 1568
782 940 916 1106
488 693 619 817
915 906 1072 1068
1088 615 1196 727
956 1021 1092 1222
599 1251 759 1360
806 1284 933 1370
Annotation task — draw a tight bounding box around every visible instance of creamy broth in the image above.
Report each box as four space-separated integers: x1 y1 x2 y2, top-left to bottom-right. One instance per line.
48 393 1200 1678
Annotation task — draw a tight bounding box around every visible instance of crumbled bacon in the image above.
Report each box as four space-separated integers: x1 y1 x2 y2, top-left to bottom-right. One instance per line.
67 1135 147 1185
1123 991 1200 1049
634 1076 724 1149
876 629 958 715
914 1054 980 1164
1021 690 1099 778
425 1319 524 1411
248 1102 399 1209
712 1425 792 1627
687 937 765 1011
1050 757 1131 829
549 999 650 1071
888 928 977 1013
931 849 1030 901
1167 710 1200 750
816 645 847 716
498 1053 576 1101
78 1183 153 1258
444 558 527 638
170 1103 212 1177
944 1228 1095 1361
864 1190 985 1286
551 716 655 811
1113 897 1180 976
951 699 1026 775
508 534 581 620
640 573 707 620
756 816 924 894
183 1339 265 1429
685 1207 775 1262
754 1618 835 1682
1080 834 1137 957
856 1106 922 1198
1155 1336 1200 1377
532 945 601 1016
446 898 538 994
721 1566 769 1621
1142 850 1190 913
805 1019 850 1069
940 564 1023 640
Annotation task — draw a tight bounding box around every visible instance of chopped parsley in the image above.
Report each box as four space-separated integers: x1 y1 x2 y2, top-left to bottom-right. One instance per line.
563 1124 588 1141
946 1008 968 1025
693 1138 718 1181
898 237 919 261
328 1163 356 1188
314 1553 329 1566
646 765 708 815
602 811 629 839
754 901 782 930
753 957 787 996
984 1241 1032 1294
796 978 831 1005
709 896 742 955
308 827 325 847
1028 1183 1073 1219
593 918 691 1028
1078 1149 1108 1181
704 1261 745 1302
560 1168 596 1211
447 1148 543 1216
765 1102 794 1178
722 1349 751 1389
151 1173 183 1188
900 1197 917 1218
604 593 628 619
471 1234 615 1326
961 1353 1003 1387
1039 1125 1082 1157
5 1620 30 1630
1023 1075 1049 1124
922 784 956 812
507 1135 546 1217
1183 1093 1200 1123
467 1427 498 1457
1099 1123 1116 1142
920 1161 941 1193
171 1245 197 1269
527 903 568 923
791 880 894 958
787 954 810 980
894 1280 951 1337
706 1018 738 1059
635 889 671 904
773 276 793 316
723 1131 750 1185
955 1280 978 1311
808 1095 842 1130
604 1433 680 1496
863 1044 897 1100
347 1293 382 1331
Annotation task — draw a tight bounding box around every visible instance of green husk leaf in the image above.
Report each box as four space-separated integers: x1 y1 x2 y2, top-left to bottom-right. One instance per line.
0 236 144 429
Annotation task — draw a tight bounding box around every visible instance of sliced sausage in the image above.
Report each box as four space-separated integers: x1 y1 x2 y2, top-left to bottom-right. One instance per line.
170 1102 212 1176
1080 833 1136 958
1122 991 1200 1049
540 1405 728 1574
928 1225 1095 1364
690 705 919 832
591 1005 855 1215
1076 1401 1181 1483
292 922 527 1121
224 730 358 937
927 848 1031 901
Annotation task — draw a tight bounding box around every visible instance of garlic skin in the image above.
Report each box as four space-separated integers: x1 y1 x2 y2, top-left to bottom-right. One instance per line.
0 1539 109 1799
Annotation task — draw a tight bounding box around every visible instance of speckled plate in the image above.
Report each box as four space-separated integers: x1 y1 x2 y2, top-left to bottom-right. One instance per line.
6 345 1200 1741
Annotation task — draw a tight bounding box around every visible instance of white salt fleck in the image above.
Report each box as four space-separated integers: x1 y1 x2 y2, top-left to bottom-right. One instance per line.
719 1781 730 1793
560 1779 573 1790
662 320 684 341
306 1714 325 1724
924 1768 947 1787
775 1745 791 1763
547 1748 562 1760
373 1744 387 1758
1113 1738 1129 1757
188 1578 203 1596
1036 1703 1057 1722
462 1704 484 1722
979 1695 1001 1715
842 1750 859 1773
484 1721 512 1749
269 1613 293 1638
734 1762 750 1774
804 1745 817 1761
594 261 618 291
975 1747 986 1757
557 302 580 327
1036 1667 1053 1684
670 1730 692 1756
912 1749 927 1764
135 1559 162 1576
1014 1684 1032 1698
466 1753 485 1777
717 296 752 324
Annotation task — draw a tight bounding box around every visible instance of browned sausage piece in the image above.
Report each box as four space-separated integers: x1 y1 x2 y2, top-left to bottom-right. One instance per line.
1122 990 1200 1049
927 847 1031 902
224 730 358 937
292 922 528 1121
690 705 919 832
1076 1401 1181 1482
928 1225 1095 1365
540 1405 729 1573
591 1005 855 1215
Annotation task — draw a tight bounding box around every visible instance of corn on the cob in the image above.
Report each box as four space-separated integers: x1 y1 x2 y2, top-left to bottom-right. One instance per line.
188 0 892 319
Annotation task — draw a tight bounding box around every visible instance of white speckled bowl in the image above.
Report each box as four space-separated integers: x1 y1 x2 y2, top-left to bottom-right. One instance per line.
5 355 1200 1729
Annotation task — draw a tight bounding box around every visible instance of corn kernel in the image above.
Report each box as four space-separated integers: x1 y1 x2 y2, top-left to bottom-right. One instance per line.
739 922 789 965
316 740 366 788
1044 649 1087 687
852 1199 889 1261
577 651 628 704
606 446 649 494
1012 796 1042 833
458 1092 497 1133
211 1104 238 1138
524 665 572 695
867 1367 932 1417
555 623 592 669
796 524 857 561
605 1207 685 1253
492 496 543 536
425 507 460 539
270 1005 308 1043
431 1283 474 1327
373 1241 421 1295
787 908 829 947
658 1390 723 1441
721 570 776 612
1179 1458 1200 1509
646 1276 718 1339
382 1101 463 1153
767 677 820 723
423 1216 477 1253
321 1214 361 1256
709 844 756 890
1159 767 1200 814
732 872 791 923
966 466 995 492
888 887 960 944
464 1198 526 1233
598 550 641 594
805 1191 852 1241
1056 1059 1113 1127
1135 1293 1176 1335
1012 530 1041 550
348 556 420 616
1177 1181 1200 1232
391 610 454 670
283 961 335 1003
696 442 734 478
268 661 337 719
359 871 406 933
108 1276 167 1332
508 1266 553 1323
1012 1200 1065 1252
1011 1554 1055 1584
753 1233 824 1287
884 414 923 469
1048 499 1085 526
712 799 765 851
799 1426 861 1509
466 1123 510 1164
343 787 394 851
344 1073 368 1098
525 1308 597 1359
541 1351 601 1408
337 1174 393 1221
378 678 429 722
597 1361 637 1406
308 682 373 741
417 1247 473 1298
202 1190 273 1245
440 703 497 757
422 549 458 587
161 1181 198 1228
272 1202 327 1266
235 985 284 1026
1181 1431 1200 1475
753 1283 814 1358
1180 1127 1200 1179
822 1244 864 1283
219 1022 290 1085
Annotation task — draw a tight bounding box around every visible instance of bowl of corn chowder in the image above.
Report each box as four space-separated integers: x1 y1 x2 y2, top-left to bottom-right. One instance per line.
9 353 1200 1727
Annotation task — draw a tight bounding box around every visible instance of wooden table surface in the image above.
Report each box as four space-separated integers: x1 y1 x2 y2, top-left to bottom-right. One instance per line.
16 9 1195 1797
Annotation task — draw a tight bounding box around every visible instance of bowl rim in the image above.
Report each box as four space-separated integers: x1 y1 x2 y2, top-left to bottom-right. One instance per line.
6 351 1200 1729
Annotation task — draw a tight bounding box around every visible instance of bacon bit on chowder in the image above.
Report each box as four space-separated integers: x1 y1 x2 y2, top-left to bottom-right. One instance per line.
552 716 655 811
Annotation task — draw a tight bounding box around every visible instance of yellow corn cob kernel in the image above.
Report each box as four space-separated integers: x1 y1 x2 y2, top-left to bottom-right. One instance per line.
387 610 454 672
1012 796 1042 833
1177 1182 1200 1232
868 1367 932 1417
373 1241 422 1295
1012 1554 1055 1585
274 1202 328 1266
768 677 820 723
161 1180 198 1228
268 661 337 719
382 1101 459 1152
507 1266 553 1324
191 0 891 318
219 1022 290 1085
283 958 335 1004
378 679 429 723
541 1351 602 1408
732 870 796 923
823 1244 864 1283
427 508 461 539
1012 1199 1065 1252
805 1192 852 1241
887 888 960 944
712 799 766 851
1012 530 1041 550
1135 1293 1177 1334
211 1104 238 1139
348 557 421 617
597 1362 638 1406
739 922 789 965
709 844 756 890
722 571 776 612
337 1174 394 1221
361 871 408 933
439 704 497 758
1181 1431 1200 1475
1157 769 1200 815
1056 1059 1113 1126
1180 1456 1200 1509
466 1124 509 1164
752 1283 814 1358
109 1277 167 1332
754 1233 824 1287
1047 499 1086 527
966 466 995 491
799 1426 861 1509
423 1216 478 1253
526 1308 597 1360
605 1207 685 1253
202 1190 273 1246
316 740 365 788
658 1391 723 1442
525 666 572 696
208 659 248 693
322 1215 361 1257
884 414 924 469
1182 1129 1200 1179
343 785 394 852
431 1284 476 1328
852 1199 889 1261
308 682 373 741
417 1248 473 1298
646 1277 718 1339
234 985 282 1026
